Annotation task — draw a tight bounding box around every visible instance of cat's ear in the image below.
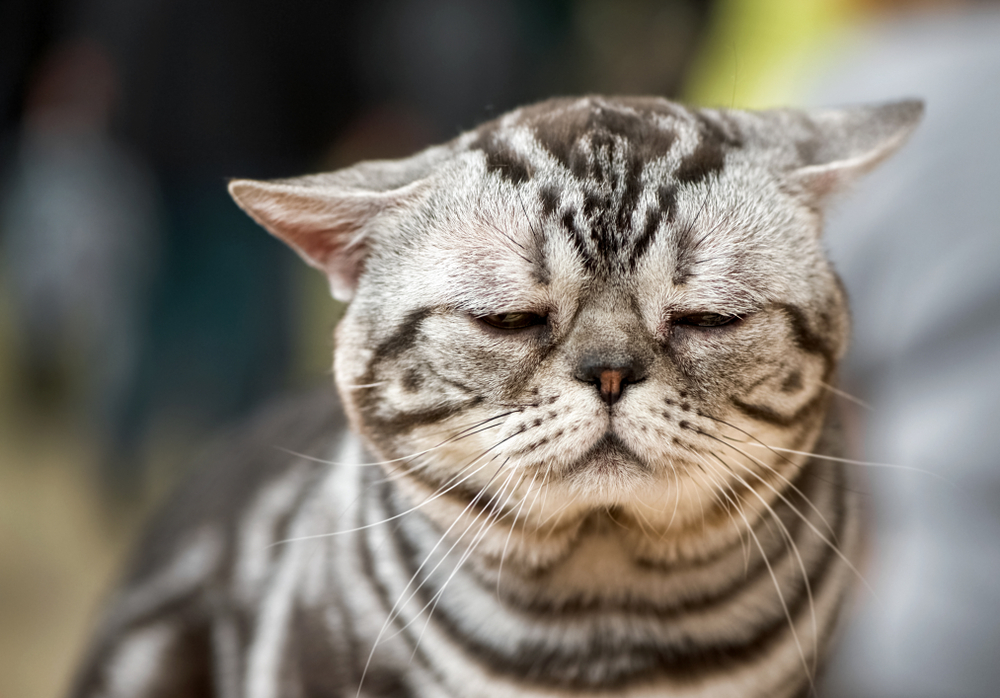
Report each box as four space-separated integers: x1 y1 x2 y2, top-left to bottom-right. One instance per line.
790 99 924 202
228 146 451 301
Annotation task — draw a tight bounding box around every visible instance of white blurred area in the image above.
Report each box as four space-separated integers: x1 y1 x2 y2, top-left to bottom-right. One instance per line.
809 6 1000 697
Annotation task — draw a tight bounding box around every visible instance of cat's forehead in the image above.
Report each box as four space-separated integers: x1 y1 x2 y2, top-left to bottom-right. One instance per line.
403 96 805 309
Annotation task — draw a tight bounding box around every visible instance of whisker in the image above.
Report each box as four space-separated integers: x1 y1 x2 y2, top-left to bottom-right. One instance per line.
741 443 962 489
342 381 387 391
604 506 631 531
406 466 526 653
392 464 528 663
497 470 539 595
702 410 956 493
271 427 526 548
691 451 752 570
819 381 872 410
274 410 517 469
707 451 820 682
485 219 534 267
694 412 839 537
356 455 510 698
515 189 544 250
698 429 878 604
700 457 816 693
269 454 495 548
665 465 683 537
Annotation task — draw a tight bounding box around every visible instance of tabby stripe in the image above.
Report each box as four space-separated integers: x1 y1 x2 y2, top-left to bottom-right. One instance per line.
370 307 433 366
730 393 827 428
384 454 518 526
358 398 482 440
355 305 489 438
674 112 743 186
493 467 847 688
731 303 837 425
778 303 837 368
470 125 533 184
628 184 677 270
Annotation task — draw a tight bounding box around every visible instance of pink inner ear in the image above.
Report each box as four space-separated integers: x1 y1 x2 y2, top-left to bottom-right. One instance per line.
282 221 346 270
271 213 369 302
794 166 841 202
229 179 381 302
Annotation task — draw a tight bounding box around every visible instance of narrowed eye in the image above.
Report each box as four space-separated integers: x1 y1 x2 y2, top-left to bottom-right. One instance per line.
673 312 740 328
478 312 547 330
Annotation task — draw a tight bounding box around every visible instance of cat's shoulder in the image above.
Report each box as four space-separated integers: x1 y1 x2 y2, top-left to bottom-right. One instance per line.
121 387 347 586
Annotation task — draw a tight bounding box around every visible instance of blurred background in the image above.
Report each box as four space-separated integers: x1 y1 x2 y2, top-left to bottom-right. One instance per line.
1 0 998 696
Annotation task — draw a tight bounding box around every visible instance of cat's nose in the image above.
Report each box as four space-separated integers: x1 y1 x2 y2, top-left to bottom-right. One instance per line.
574 356 646 406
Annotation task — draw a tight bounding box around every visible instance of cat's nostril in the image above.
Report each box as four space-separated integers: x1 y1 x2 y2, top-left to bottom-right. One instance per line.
574 357 645 406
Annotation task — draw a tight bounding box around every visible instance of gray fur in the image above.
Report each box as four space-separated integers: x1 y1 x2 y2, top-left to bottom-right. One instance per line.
70 96 921 698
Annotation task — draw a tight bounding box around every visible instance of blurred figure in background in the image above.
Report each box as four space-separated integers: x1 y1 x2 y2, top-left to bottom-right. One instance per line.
1 39 158 466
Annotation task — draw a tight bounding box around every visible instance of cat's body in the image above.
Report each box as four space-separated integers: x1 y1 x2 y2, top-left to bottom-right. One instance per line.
70 96 921 698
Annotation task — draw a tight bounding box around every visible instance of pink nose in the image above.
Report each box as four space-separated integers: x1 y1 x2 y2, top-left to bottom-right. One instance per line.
574 353 646 406
598 369 624 405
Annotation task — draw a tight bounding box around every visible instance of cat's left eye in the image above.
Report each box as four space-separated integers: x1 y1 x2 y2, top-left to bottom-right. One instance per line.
673 312 740 328
478 312 547 330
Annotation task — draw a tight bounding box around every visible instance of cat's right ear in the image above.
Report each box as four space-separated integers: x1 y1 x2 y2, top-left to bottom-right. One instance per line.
788 99 924 204
228 146 450 302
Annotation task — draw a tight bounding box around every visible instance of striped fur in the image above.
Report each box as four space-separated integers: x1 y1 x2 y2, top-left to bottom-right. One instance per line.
70 96 921 697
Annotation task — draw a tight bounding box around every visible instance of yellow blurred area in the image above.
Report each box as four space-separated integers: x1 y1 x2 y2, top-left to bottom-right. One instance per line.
685 0 861 108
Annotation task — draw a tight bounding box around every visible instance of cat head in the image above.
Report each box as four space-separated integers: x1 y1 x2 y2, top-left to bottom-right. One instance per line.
230 96 920 556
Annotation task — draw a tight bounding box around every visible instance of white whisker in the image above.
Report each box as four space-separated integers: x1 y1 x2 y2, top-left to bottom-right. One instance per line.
356 454 510 698
819 381 872 410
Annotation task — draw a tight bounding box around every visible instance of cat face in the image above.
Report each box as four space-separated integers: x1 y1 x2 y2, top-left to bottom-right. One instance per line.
230 96 920 553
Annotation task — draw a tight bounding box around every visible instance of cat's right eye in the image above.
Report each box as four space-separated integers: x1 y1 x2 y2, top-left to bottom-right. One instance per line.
478 312 547 330
673 312 740 328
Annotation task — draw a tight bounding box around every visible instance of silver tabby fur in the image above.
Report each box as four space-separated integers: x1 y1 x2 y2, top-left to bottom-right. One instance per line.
70 96 921 698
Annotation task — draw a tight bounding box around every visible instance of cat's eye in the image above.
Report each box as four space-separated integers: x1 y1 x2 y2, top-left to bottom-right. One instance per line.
673 312 740 328
478 312 547 330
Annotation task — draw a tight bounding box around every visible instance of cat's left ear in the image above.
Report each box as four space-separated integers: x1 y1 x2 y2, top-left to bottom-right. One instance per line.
789 99 924 202
228 145 451 301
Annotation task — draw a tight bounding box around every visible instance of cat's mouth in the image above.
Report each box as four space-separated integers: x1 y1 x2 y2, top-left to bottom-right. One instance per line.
563 432 650 481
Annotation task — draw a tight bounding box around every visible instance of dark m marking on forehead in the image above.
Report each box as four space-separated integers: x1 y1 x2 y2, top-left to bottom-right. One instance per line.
528 98 679 175
546 104 671 273
474 98 745 275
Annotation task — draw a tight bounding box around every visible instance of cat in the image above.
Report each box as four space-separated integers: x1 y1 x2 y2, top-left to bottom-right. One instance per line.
68 95 921 698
